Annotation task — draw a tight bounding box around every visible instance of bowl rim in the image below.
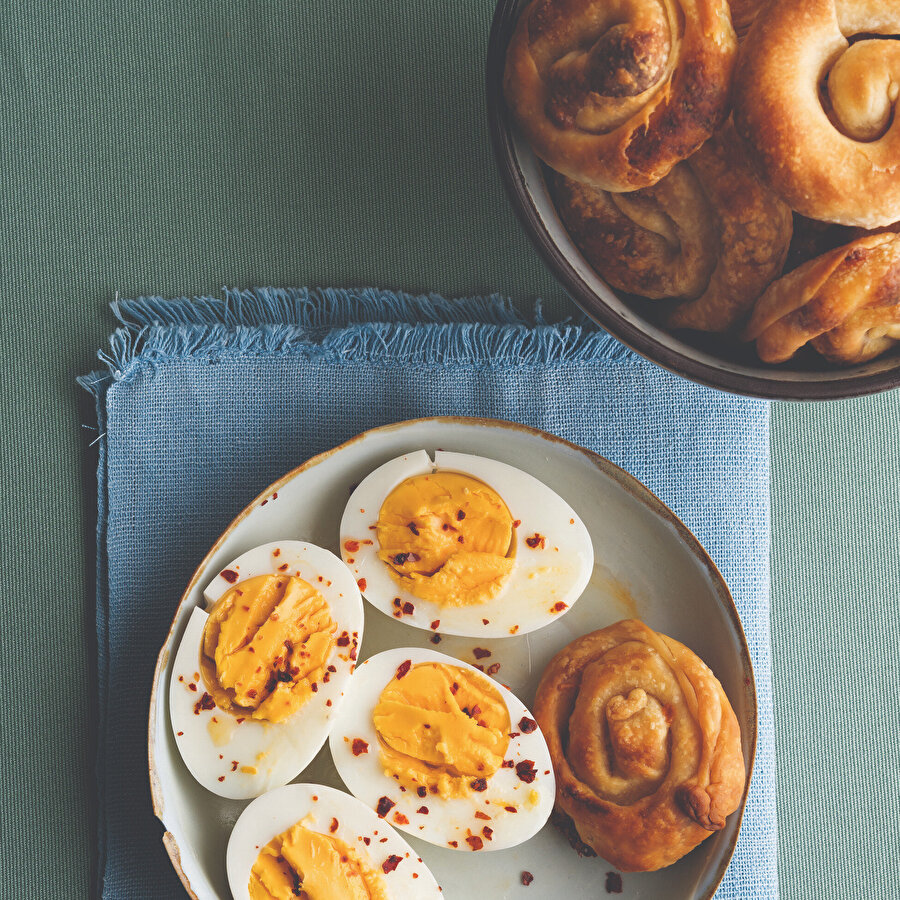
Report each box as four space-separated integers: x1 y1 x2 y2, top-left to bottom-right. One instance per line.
485 0 900 401
148 415 757 899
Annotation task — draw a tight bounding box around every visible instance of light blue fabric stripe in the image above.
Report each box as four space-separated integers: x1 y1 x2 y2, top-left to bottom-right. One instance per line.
80 288 775 900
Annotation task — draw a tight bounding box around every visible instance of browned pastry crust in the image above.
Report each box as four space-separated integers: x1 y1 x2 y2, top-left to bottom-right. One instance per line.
727 0 770 40
745 233 900 364
533 619 745 872
503 0 738 192
733 0 900 228
550 124 792 331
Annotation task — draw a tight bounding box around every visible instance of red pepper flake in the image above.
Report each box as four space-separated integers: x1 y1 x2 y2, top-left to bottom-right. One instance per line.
551 601 568 613
512 519 521 528
337 632 351 647
176 731 183 736
344 539 360 552
505 805 517 813
450 682 459 694
486 663 501 676
466 835 484 851
525 533 545 549
522 871 534 886
509 625 519 635
430 619 440 630
376 797 395 818
402 601 415 615
417 806 429 815
457 535 464 544
472 647 491 660
357 578 367 592
482 826 493 841
187 682 197 692
220 568 239 583
501 759 514 768
273 548 281 557
230 760 239 772
408 521 419 535
508 732 520 739
379 837 388 843
363 837 371 846
605 872 623 894
217 776 225 782
456 509 466 520
392 813 409 825
469 778 488 792
326 699 332 706
382 855 403 874
272 492 278 500
518 716 537 734
448 840 458 848
474 811 491 820
327 665 337 673
193 693 215 715
430 634 441 644
329 817 339 833
516 760 538 783
396 659 412 680
473 664 485 672
352 739 369 756
311 683 318 693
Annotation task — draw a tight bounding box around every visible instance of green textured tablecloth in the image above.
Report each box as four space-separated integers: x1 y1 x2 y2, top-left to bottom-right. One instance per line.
1 2 897 897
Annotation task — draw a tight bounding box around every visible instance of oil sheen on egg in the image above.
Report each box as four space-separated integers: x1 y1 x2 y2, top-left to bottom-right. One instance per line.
340 450 593 638
169 541 363 799
329 647 555 852
226 783 442 900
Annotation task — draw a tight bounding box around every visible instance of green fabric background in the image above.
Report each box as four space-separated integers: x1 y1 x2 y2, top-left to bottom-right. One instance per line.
1 1 897 897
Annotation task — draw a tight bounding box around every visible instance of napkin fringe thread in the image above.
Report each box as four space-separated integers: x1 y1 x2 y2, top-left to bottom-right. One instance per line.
78 287 634 393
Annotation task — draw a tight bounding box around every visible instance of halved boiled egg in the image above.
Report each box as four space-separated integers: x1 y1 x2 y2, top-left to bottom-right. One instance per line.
329 647 555 852
226 783 442 899
340 450 593 637
169 541 363 799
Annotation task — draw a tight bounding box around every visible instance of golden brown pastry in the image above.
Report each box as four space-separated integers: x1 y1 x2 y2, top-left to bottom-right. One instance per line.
534 619 745 872
550 124 792 331
733 0 900 228
503 0 737 192
727 0 769 40
745 233 900 364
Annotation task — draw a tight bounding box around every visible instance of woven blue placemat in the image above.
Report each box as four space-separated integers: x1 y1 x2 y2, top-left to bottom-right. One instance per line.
80 288 775 898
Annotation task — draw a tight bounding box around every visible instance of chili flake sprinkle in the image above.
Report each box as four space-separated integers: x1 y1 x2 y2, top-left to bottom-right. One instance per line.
220 568 239 583
376 797 395 818
518 716 537 734
466 835 484 851
382 855 403 874
352 739 369 756
472 647 491 660
522 871 534 886
396 659 412 680
516 760 538 784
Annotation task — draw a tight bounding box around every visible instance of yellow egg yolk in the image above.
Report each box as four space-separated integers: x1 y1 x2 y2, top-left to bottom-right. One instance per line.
200 574 335 724
249 822 388 900
375 472 515 607
373 662 511 798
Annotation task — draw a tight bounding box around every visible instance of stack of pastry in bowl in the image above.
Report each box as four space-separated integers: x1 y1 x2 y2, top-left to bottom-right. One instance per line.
503 0 900 366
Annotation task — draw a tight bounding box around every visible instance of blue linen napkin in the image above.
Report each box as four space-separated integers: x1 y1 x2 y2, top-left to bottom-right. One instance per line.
80 288 775 899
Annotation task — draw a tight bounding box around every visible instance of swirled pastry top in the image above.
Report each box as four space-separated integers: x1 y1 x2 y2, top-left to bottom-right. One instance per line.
734 0 900 228
534 619 746 872
503 0 737 191
550 122 792 331
745 232 900 365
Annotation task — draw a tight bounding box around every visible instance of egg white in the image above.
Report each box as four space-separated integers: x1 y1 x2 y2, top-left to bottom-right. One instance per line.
340 450 593 638
226 783 442 900
169 541 363 799
328 647 555 852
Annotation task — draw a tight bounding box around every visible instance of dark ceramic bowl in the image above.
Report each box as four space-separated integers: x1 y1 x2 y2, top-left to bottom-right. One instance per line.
486 0 900 400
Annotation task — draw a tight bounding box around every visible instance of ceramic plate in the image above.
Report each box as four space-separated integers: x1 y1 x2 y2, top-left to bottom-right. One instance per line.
149 417 757 899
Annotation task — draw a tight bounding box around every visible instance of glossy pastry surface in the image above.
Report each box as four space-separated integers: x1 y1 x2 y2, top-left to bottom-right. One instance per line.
534 618 745 872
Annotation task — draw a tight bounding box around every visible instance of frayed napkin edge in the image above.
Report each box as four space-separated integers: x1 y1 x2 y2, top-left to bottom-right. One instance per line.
76 286 637 394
